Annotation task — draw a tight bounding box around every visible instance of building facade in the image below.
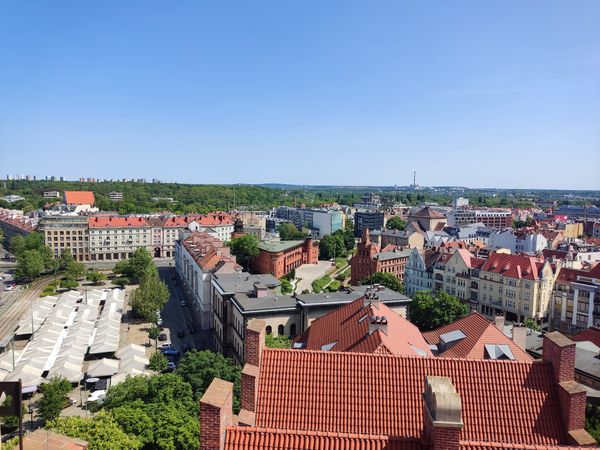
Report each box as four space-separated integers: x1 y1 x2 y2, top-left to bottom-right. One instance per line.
88 216 153 261
447 208 512 228
354 211 385 237
251 238 318 278
38 215 90 261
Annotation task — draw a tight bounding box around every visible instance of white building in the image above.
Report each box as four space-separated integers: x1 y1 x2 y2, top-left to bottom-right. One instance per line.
488 229 547 254
404 248 435 296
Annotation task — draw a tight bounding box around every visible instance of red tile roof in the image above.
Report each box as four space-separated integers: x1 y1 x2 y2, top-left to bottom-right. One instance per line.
181 232 240 272
295 298 432 357
480 252 545 281
64 191 95 205
88 216 150 228
572 327 600 348
225 427 419 450
255 349 563 445
422 312 531 361
410 207 445 219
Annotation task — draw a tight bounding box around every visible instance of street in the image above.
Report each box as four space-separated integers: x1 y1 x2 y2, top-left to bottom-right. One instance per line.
157 266 212 356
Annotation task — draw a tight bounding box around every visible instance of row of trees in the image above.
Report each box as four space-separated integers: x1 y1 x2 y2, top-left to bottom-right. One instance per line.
319 226 355 260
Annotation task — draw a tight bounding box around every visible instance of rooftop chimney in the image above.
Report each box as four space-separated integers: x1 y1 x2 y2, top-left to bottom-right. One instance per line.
494 314 505 333
422 376 463 450
240 363 259 423
512 323 527 351
200 378 233 450
244 319 266 367
369 315 388 336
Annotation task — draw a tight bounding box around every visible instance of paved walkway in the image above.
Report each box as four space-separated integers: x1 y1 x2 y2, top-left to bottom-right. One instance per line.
294 261 335 293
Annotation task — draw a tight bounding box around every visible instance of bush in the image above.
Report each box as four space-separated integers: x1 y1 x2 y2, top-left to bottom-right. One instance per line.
311 275 331 293
327 280 341 292
60 278 79 290
280 279 293 294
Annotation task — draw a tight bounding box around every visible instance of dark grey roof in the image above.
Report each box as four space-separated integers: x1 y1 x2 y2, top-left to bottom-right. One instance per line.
231 293 297 313
296 285 411 306
375 249 412 261
212 272 281 294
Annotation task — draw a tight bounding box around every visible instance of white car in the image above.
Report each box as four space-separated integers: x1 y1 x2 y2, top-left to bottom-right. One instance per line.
5 285 14 291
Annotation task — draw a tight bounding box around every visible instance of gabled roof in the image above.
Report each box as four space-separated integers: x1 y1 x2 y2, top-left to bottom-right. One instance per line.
88 216 150 228
182 232 240 272
254 349 563 445
64 191 95 205
410 207 444 219
480 252 544 280
295 298 432 357
422 312 531 361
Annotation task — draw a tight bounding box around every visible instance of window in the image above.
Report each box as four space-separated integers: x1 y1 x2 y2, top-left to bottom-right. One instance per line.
266 325 272 335
278 324 285 336
290 323 297 337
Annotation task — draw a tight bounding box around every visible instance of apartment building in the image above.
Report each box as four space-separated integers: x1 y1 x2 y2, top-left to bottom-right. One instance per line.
38 216 90 261
407 206 447 232
175 232 241 330
109 191 123 201
354 210 385 237
478 253 555 323
447 207 512 228
88 216 152 261
369 228 425 249
43 191 61 199
550 264 600 333
275 206 343 238
487 228 548 254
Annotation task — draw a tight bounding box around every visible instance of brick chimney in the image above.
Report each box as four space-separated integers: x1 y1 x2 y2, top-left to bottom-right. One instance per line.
422 376 463 450
199 378 233 450
494 314 505 332
240 363 259 414
511 323 527 351
543 331 595 446
244 319 266 367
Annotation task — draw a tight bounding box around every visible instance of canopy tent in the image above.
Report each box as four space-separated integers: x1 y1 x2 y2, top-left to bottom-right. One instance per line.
87 358 120 378
46 358 82 383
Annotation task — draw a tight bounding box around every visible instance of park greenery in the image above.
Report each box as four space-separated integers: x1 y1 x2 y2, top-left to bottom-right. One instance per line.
149 351 169 372
277 223 307 240
38 376 73 424
318 227 355 261
385 216 406 230
265 334 292 348
361 272 404 293
409 291 468 331
280 278 293 294
87 270 108 285
113 248 155 284
311 274 332 293
11 232 54 280
229 234 259 270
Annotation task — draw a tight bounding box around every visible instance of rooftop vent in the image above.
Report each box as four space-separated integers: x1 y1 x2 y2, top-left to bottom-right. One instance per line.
369 315 388 336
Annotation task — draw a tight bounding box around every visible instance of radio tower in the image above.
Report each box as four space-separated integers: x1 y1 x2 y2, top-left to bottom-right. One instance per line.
413 171 416 187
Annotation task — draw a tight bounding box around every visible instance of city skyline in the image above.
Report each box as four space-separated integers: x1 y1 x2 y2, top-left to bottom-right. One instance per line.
1 1 599 189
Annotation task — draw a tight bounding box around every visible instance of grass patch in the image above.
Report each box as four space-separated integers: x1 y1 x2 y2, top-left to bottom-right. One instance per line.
311 275 332 293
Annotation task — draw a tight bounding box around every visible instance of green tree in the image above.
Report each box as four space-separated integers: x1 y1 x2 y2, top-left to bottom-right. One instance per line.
361 272 404 293
48 411 143 450
130 272 170 323
319 233 347 260
586 403 600 443
277 223 306 240
176 350 241 412
87 270 108 285
280 279 293 294
38 376 72 423
386 216 407 231
113 248 154 284
409 291 468 331
15 249 45 280
65 259 86 280
60 278 79 290
265 334 292 348
524 318 540 331
149 351 168 372
148 326 161 349
59 249 75 270
229 234 259 270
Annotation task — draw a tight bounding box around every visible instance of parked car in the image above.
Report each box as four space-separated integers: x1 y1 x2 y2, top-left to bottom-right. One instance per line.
4 284 14 291
158 333 168 342
161 347 180 358
165 362 177 371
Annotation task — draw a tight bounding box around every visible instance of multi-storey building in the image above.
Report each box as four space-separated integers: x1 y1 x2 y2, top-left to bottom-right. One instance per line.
43 191 61 199
109 191 123 201
250 238 318 278
350 229 411 285
175 232 241 330
550 264 600 333
447 207 512 228
478 253 555 323
275 206 343 238
554 204 600 220
38 216 90 261
487 229 548 254
407 206 447 232
404 248 439 296
354 210 385 237
369 228 424 249
88 216 152 261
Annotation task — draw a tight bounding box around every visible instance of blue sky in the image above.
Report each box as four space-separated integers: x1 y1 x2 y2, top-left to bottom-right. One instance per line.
1 1 599 189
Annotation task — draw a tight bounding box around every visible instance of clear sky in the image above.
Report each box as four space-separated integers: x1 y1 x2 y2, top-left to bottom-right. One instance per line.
1 1 599 189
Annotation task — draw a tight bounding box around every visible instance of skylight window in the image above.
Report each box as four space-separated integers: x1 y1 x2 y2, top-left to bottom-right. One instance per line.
484 344 515 360
321 342 337 351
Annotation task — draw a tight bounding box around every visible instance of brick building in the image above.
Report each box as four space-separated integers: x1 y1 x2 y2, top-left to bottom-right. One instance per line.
250 238 318 278
350 228 411 285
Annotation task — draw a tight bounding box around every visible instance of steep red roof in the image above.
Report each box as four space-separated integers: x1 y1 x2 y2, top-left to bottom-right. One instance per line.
410 207 444 219
181 232 240 272
295 298 432 357
255 349 563 445
422 312 531 361
64 191 95 205
480 252 545 280
88 216 150 228
572 327 600 348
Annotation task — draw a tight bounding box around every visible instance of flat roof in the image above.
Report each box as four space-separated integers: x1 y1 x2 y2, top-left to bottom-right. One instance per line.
296 285 411 306
212 272 281 294
259 240 305 253
232 293 298 313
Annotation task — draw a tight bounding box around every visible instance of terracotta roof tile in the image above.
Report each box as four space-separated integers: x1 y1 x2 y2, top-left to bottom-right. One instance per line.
88 216 150 228
255 349 563 445
64 191 95 205
422 312 531 361
480 253 545 281
295 298 432 357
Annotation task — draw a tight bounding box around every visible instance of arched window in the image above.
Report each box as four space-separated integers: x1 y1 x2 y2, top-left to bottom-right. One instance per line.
266 325 272 335
278 324 285 336
290 323 297 337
